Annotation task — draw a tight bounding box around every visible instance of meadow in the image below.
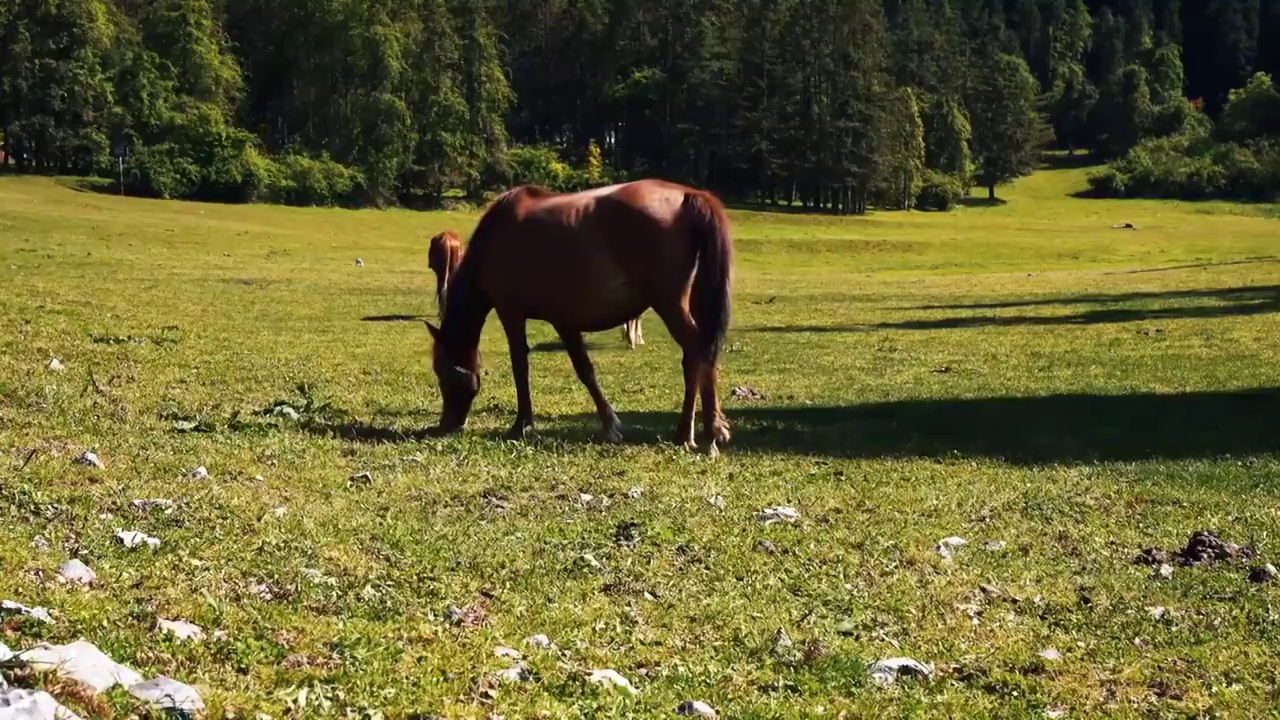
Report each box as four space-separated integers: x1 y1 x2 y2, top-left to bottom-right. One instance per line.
2 163 1280 718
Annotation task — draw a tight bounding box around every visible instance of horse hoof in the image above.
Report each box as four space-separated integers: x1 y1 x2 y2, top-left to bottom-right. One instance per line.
506 424 534 441
713 426 731 445
601 428 624 444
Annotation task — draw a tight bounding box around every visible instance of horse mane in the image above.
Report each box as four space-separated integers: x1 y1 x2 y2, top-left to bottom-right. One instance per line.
438 186 545 345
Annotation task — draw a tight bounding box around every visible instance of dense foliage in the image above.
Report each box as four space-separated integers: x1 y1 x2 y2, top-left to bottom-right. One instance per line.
2 0 1279 210
1089 72 1280 201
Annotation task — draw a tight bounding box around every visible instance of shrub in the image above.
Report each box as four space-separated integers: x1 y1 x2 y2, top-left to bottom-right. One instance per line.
507 145 572 190
915 171 964 211
273 153 363 206
127 143 200 199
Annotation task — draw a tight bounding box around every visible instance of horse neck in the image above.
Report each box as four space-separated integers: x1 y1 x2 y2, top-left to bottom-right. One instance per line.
439 263 490 351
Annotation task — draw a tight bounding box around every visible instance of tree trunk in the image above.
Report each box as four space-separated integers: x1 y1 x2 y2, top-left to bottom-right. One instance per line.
988 184 996 200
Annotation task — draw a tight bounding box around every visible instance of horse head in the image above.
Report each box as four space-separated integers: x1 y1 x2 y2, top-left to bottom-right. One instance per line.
425 321 481 432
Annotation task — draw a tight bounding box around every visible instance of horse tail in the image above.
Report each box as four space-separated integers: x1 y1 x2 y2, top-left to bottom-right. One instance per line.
683 191 733 363
428 231 462 318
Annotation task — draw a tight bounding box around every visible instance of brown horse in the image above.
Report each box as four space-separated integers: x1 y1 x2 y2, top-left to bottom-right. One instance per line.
427 231 462 316
424 180 733 449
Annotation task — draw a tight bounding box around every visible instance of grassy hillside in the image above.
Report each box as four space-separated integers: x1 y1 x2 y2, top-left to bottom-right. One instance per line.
1 166 1279 718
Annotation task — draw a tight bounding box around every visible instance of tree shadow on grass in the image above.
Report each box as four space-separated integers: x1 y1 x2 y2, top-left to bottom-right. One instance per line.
536 388 1280 463
748 284 1280 334
958 196 1009 208
362 314 427 323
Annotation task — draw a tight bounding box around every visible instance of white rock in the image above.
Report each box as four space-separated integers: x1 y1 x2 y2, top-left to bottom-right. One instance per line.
74 451 103 469
30 536 50 551
130 499 175 513
577 553 603 571
1147 606 1167 620
56 559 96 587
576 492 595 506
1045 710 1067 719
47 358 65 372
115 529 161 550
524 634 556 650
491 665 531 683
0 687 84 720
706 495 725 510
867 657 933 686
494 646 522 660
981 540 1008 551
355 258 364 267
127 676 205 712
20 640 143 692
935 536 968 561
157 619 204 642
1039 648 1063 662
269 506 288 517
189 466 209 479
755 506 800 525
0 642 11 662
0 600 53 624
626 487 644 499
1156 563 1174 580
252 475 265 482
675 700 719 718
586 669 638 694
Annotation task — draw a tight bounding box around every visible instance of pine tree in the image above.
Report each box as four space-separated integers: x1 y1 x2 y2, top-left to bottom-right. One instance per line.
923 94 972 188
454 0 514 196
967 52 1041 199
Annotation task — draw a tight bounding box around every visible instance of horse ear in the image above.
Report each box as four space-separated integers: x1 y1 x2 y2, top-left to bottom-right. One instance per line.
424 322 440 340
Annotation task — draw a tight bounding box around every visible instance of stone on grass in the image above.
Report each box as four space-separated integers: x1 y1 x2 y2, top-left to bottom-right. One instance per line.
981 540 1007 551
755 506 800 525
21 640 143 692
30 536 50 552
0 687 83 720
349 471 373 484
675 700 719 718
47 358 66 372
1147 606 1167 620
355 258 364 267
585 669 638 695
56 559 96 587
1249 564 1278 584
706 495 725 510
128 676 205 713
490 665 531 683
130 499 175 513
1155 563 1174 580
935 537 968 562
494 646 521 660
1039 648 1063 662
626 487 643 499
189 466 209 479
576 553 604 571
115 529 161 550
524 634 555 650
0 641 11 662
74 451 104 470
1 600 53 624
157 619 204 642
867 657 933 686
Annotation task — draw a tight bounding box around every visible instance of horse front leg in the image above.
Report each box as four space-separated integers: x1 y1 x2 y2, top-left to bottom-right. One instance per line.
557 328 623 443
499 312 534 440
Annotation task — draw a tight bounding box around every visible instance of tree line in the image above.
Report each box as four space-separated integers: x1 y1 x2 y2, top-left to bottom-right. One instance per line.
2 0 1279 211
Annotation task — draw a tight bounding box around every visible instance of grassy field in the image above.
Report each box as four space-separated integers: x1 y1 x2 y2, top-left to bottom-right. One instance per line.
2 163 1280 718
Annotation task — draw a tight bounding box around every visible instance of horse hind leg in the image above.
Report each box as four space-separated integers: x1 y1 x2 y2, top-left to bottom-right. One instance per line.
700 361 730 446
559 329 623 443
651 303 703 451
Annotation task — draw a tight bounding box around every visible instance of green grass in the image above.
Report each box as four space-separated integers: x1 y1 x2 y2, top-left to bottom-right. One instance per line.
2 164 1280 718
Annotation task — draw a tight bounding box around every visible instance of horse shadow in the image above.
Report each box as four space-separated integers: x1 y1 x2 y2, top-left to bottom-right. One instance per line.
537 387 1280 464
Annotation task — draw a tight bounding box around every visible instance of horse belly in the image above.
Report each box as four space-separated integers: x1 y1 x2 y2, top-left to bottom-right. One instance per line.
534 239 645 331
